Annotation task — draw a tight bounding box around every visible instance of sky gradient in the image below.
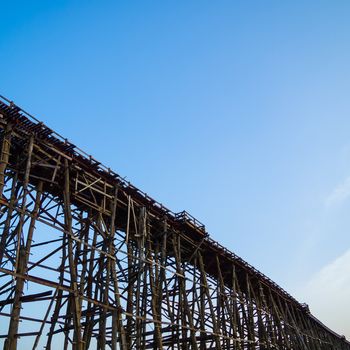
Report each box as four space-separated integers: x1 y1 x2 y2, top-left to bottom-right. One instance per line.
1 0 350 338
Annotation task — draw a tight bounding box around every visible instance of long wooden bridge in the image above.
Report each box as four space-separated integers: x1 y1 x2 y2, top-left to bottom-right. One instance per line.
0 95 348 349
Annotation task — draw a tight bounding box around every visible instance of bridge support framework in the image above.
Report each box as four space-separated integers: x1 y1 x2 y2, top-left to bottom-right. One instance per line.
0 97 349 349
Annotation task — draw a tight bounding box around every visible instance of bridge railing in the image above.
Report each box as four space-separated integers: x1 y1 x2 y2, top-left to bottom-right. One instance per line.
175 210 206 232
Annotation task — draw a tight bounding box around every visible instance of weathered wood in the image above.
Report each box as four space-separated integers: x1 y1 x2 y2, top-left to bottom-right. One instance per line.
4 137 36 350
0 97 349 350
0 122 12 197
63 159 83 350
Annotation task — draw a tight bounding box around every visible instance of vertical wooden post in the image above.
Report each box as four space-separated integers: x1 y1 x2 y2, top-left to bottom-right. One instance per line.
172 234 198 350
231 265 240 350
0 170 18 265
199 257 208 350
0 122 12 197
197 252 222 350
82 226 98 349
63 158 83 350
108 187 128 350
215 256 233 349
4 136 34 350
5 182 42 350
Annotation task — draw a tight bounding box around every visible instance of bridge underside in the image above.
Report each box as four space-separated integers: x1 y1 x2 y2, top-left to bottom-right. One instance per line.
0 97 349 349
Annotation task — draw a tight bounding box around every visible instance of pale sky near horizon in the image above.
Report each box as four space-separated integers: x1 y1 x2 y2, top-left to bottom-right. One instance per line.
1 0 350 340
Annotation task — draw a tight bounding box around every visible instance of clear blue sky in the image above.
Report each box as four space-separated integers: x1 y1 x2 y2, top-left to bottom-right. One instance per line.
1 0 350 337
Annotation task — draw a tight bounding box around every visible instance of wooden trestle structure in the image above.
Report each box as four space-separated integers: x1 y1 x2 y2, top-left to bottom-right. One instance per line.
0 95 348 350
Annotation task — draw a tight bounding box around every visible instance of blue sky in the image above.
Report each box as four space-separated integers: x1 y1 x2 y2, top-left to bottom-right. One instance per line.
1 0 350 338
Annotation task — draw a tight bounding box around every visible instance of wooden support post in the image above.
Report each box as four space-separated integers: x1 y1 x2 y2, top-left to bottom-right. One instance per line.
82 227 98 349
63 158 83 350
147 238 163 349
4 182 42 350
197 251 222 350
172 234 198 350
4 136 35 350
108 188 127 350
199 260 208 350
232 267 249 349
0 122 12 197
231 265 240 350
215 256 234 350
258 283 272 349
0 171 18 265
245 274 256 350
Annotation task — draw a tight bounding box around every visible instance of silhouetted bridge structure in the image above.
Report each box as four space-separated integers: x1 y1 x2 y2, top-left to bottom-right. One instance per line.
0 95 348 349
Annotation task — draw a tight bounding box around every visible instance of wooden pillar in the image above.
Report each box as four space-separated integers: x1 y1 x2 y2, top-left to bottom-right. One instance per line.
197 252 222 350
172 234 198 350
5 182 42 350
4 136 34 350
0 122 12 197
63 158 83 350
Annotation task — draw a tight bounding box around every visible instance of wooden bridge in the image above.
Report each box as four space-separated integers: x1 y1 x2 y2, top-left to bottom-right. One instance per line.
0 95 348 349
